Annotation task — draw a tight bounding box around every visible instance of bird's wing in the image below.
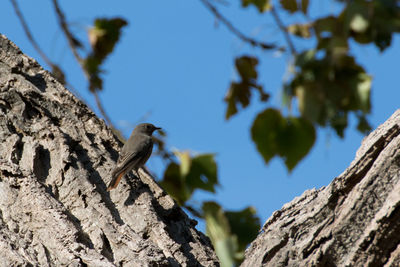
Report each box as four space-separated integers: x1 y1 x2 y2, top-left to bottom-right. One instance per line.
116 135 152 171
107 135 153 191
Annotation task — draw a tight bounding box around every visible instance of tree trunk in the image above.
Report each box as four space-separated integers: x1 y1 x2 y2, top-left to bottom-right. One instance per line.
241 110 400 266
0 35 218 267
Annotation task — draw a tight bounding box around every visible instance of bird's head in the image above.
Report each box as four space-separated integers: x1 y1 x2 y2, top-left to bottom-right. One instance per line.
135 123 161 135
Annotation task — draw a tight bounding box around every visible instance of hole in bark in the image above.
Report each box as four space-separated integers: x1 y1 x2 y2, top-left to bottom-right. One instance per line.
262 234 289 264
101 139 119 161
9 183 21 189
0 98 11 112
33 145 51 182
77 257 88 267
64 162 72 172
48 132 54 140
45 185 56 198
86 132 95 144
394 154 400 167
0 170 20 183
6 120 17 133
22 100 41 120
11 67 47 92
101 232 114 262
76 230 94 250
11 135 23 164
43 244 52 266
142 231 150 240
82 193 88 208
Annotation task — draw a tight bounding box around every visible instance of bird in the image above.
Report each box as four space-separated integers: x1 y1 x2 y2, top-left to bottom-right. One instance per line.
107 123 161 191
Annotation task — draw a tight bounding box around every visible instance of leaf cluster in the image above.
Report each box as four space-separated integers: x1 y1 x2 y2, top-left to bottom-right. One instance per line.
226 0 399 171
158 150 260 267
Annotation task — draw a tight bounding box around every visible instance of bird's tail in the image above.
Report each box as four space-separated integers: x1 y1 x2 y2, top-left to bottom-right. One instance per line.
107 169 126 191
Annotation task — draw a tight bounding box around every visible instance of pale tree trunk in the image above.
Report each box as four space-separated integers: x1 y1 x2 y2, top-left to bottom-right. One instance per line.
0 35 218 267
241 110 400 266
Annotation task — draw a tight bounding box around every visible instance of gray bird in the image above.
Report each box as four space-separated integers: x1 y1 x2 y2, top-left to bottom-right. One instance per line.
107 123 161 191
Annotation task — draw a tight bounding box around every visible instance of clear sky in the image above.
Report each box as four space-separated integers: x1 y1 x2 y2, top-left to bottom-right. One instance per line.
1 0 399 230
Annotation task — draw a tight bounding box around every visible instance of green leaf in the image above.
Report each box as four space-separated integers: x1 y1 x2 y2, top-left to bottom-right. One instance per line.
160 162 191 205
236 56 258 80
356 114 372 134
280 0 298 13
251 109 316 171
203 202 236 267
186 154 218 193
340 0 400 51
295 85 323 127
282 116 316 170
355 73 372 113
330 112 348 138
176 151 191 177
287 23 312 38
89 18 128 60
84 17 127 91
314 16 339 36
225 56 269 119
316 36 349 55
241 0 272 13
225 82 251 119
342 1 369 33
225 207 260 253
251 109 283 164
160 153 219 205
350 14 369 33
294 49 316 67
203 202 260 267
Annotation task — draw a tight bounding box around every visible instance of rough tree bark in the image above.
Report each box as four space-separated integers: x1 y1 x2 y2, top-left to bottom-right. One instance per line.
2 33 400 267
241 110 400 266
0 35 219 266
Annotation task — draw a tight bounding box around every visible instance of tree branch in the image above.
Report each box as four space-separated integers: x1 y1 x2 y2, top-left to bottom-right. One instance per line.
199 0 278 50
270 7 296 55
51 0 83 63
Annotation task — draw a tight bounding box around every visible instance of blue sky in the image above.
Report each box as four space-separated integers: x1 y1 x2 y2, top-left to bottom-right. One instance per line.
1 0 399 230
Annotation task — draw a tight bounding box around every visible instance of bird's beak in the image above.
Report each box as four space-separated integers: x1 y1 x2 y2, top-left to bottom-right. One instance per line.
155 127 162 130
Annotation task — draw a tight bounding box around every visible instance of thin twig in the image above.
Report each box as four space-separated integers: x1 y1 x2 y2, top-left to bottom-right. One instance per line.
10 0 54 67
52 0 83 63
199 0 277 50
92 90 113 127
51 0 120 134
271 7 296 55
